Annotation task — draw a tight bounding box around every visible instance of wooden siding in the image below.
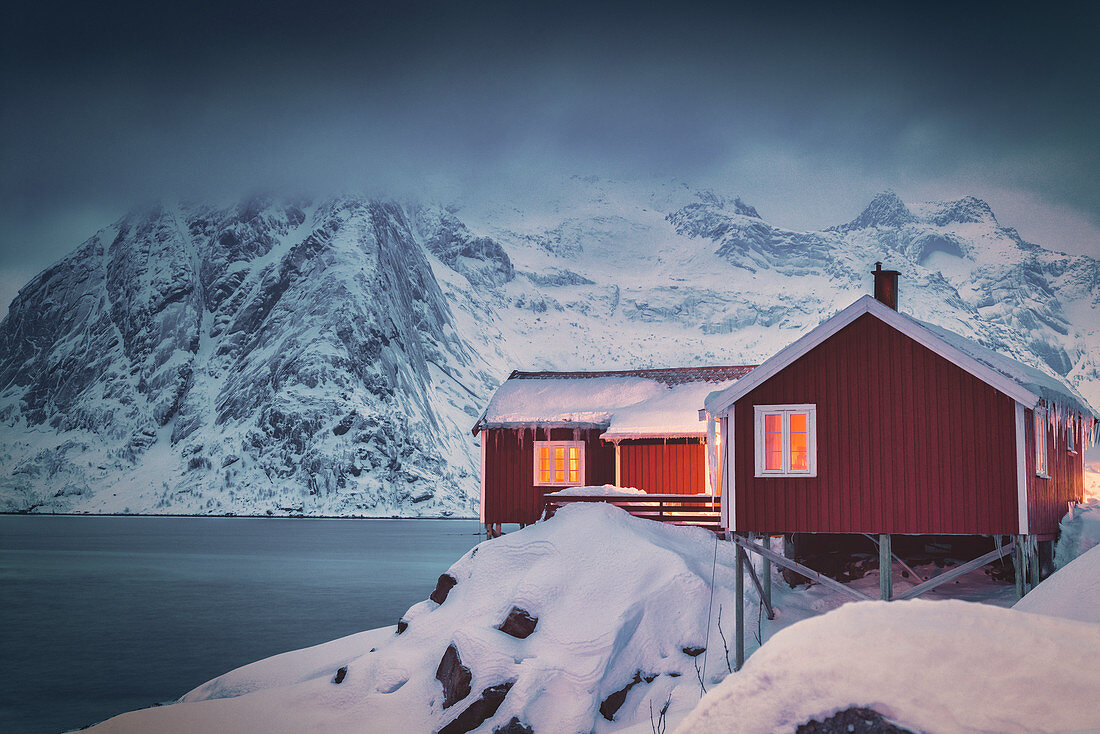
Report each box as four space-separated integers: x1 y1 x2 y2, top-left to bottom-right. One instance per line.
481 427 614 524
732 313 1019 535
1025 409 1084 537
619 440 706 494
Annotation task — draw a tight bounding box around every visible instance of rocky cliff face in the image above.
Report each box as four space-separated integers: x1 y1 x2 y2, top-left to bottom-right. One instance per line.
1 180 1097 515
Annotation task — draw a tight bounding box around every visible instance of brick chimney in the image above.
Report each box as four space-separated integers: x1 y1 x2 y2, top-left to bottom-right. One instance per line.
873 262 900 310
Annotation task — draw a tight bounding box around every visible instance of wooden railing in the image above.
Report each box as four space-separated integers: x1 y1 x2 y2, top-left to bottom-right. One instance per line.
543 493 722 532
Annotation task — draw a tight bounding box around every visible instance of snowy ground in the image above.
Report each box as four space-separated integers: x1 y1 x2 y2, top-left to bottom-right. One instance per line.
82 502 1095 734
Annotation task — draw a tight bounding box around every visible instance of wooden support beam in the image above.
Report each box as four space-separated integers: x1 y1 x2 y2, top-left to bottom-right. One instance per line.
896 539 1016 601
879 534 892 601
732 535 874 602
863 533 925 583
742 546 775 620
761 535 772 611
734 538 745 671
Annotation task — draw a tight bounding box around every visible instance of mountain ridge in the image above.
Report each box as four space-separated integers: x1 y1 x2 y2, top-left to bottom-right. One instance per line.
1 180 1097 515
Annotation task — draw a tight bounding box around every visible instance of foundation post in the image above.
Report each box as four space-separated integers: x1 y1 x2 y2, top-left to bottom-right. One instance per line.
879 534 892 601
734 537 745 671
1013 535 1026 599
1027 535 1041 589
761 534 772 610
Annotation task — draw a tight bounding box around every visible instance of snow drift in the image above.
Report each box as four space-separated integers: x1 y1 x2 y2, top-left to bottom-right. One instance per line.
675 599 1100 734
1014 542 1100 624
85 503 748 733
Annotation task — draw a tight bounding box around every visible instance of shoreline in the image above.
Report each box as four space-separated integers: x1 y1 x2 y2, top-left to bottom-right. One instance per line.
0 511 481 521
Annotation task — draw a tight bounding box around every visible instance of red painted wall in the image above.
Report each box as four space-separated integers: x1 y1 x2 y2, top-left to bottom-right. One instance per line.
1025 409 1084 537
732 313 1020 535
619 440 706 494
481 427 614 524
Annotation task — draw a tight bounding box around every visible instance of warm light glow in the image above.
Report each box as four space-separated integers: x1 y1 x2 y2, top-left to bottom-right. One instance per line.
764 413 782 470
789 412 808 470
539 447 552 483
533 441 585 485
754 405 816 477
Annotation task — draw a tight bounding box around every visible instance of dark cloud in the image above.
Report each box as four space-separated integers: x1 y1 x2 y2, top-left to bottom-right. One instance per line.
2 0 1099 309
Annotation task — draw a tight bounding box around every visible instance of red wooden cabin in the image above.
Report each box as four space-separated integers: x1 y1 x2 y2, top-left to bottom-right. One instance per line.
472 366 754 528
704 266 1097 561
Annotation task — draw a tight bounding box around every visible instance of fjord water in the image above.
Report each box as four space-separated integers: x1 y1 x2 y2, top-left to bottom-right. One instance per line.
0 515 482 733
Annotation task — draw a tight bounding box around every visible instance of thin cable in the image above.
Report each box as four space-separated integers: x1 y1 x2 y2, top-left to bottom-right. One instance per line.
700 531 719 697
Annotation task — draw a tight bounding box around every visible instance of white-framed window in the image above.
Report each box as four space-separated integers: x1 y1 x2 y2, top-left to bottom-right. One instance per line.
534 441 584 486
1067 416 1077 455
754 404 817 477
1034 408 1049 478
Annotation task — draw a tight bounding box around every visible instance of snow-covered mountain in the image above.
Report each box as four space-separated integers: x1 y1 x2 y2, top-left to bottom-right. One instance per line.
1 179 1097 515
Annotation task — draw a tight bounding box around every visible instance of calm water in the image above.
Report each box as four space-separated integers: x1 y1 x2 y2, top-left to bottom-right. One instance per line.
0 515 483 734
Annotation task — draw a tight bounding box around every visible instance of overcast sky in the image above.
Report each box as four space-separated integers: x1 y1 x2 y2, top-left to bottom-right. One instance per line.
2 1 1098 312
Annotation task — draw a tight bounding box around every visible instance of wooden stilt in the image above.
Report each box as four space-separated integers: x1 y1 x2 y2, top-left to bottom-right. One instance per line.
742 546 775 620
1013 535 1026 599
734 539 745 672
1027 535 1040 589
879 534 892 601
761 535 772 611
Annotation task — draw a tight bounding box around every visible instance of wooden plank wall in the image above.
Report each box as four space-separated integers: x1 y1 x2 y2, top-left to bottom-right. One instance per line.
481 427 614 524
619 441 706 494
1025 408 1084 537
733 313 1019 535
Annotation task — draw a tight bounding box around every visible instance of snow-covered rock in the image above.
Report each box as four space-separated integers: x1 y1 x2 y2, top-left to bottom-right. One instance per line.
2 178 1098 514
84 503 748 733
675 600 1100 734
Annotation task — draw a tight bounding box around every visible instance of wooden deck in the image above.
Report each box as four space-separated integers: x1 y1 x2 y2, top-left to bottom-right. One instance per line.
543 493 722 532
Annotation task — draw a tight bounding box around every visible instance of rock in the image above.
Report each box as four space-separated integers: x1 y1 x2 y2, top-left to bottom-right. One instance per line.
396 619 408 634
438 682 514 734
496 607 538 639
682 646 706 657
430 574 457 604
333 666 347 684
435 644 472 709
599 671 643 721
493 717 533 734
796 707 914 733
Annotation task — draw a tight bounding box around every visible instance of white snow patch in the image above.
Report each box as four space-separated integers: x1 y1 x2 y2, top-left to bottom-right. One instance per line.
545 484 648 496
479 375 741 438
1053 498 1100 568
675 600 1100 734
1013 543 1100 624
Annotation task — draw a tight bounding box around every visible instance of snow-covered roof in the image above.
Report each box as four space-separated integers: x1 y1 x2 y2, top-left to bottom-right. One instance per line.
473 366 755 439
705 295 1098 425
912 315 1098 421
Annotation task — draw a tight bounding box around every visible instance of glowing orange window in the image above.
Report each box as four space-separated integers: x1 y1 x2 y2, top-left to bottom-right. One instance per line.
755 405 816 477
533 441 585 486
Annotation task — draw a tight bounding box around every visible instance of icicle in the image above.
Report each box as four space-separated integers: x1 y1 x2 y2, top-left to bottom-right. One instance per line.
572 426 581 443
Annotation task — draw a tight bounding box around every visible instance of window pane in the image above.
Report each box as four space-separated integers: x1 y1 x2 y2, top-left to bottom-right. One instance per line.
765 414 782 433
765 433 782 452
790 413 807 433
790 431 807 453
765 451 782 471
790 451 808 471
